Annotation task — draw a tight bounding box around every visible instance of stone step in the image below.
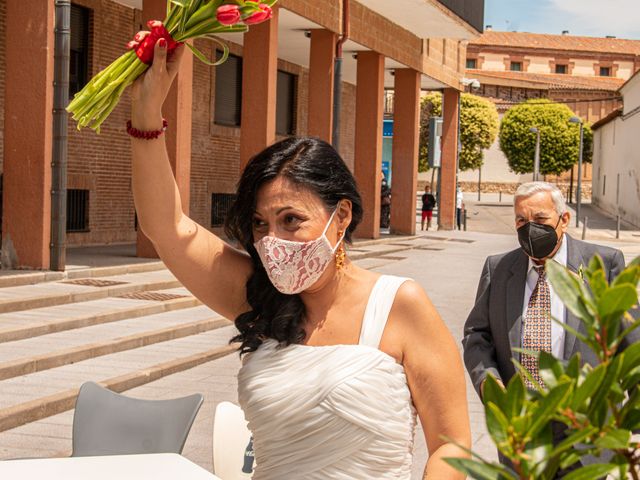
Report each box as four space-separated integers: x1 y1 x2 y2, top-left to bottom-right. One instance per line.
0 325 238 433
0 352 242 462
0 287 199 344
0 308 231 381
0 270 182 315
0 260 166 289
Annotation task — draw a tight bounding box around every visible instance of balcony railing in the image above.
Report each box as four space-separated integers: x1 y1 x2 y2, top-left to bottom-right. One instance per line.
436 0 485 33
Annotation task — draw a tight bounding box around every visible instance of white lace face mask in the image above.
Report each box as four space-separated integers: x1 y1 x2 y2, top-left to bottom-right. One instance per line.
253 208 346 295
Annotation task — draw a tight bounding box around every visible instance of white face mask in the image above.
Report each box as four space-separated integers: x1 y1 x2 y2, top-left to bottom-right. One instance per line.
253 208 346 295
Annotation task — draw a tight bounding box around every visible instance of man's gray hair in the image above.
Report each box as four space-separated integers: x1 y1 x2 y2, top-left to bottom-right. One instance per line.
514 182 567 215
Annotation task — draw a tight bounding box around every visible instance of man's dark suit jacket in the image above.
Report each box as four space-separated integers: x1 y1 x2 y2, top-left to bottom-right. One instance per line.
463 234 640 398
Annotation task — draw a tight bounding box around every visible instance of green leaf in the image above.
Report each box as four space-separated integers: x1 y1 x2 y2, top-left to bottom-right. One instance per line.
619 342 640 378
443 458 517 480
585 255 607 299
505 375 525 420
539 351 564 388
483 375 508 412
561 463 617 480
486 402 510 443
185 42 228 67
587 355 622 427
611 260 640 288
598 285 638 318
528 381 572 438
546 261 593 323
570 362 607 411
614 315 640 349
552 426 598 457
594 428 631 449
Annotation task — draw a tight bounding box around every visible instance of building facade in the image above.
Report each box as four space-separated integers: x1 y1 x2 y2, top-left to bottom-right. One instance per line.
1 0 481 270
591 71 640 228
457 30 640 189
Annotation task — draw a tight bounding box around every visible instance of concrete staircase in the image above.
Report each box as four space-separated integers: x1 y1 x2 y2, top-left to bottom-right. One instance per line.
0 234 443 468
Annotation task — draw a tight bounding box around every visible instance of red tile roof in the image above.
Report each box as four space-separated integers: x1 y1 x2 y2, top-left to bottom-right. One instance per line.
466 69 626 91
470 31 640 56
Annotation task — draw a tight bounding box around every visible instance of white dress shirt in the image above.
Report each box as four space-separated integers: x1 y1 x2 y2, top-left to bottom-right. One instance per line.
522 235 568 359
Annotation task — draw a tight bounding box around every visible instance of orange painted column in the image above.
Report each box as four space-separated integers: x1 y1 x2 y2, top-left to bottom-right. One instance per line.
307 29 336 143
240 5 279 169
2 0 54 269
439 88 460 231
137 0 194 258
390 69 421 235
354 51 385 239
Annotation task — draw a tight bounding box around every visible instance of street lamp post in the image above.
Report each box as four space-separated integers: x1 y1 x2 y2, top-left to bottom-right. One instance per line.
569 117 584 228
529 127 540 181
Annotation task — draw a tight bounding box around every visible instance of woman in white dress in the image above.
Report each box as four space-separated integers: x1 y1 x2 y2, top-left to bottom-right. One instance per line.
131 41 471 479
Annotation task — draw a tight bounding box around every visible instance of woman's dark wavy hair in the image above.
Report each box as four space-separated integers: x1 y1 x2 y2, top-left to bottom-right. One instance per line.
224 137 363 355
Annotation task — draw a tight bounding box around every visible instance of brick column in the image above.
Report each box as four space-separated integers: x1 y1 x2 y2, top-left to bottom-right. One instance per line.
240 5 279 169
390 69 421 235
2 0 54 269
307 29 336 143
354 51 384 239
137 0 194 258
439 88 459 231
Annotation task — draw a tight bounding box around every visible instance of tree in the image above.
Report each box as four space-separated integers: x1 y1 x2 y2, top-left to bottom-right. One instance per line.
499 99 593 176
446 256 640 480
419 92 499 172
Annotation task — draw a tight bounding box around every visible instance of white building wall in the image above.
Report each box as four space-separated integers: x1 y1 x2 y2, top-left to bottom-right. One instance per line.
592 75 640 227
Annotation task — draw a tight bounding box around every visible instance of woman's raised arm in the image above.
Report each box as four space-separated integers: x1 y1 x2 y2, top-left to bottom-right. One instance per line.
130 38 252 320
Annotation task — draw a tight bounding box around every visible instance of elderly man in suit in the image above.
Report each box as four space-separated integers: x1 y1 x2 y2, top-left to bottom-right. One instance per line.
462 181 639 472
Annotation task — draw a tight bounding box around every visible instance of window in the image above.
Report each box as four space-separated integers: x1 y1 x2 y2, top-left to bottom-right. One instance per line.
555 64 567 74
599 66 611 77
69 5 90 97
276 71 297 136
466 58 477 69
67 189 89 232
510 62 522 72
211 194 236 227
214 53 243 126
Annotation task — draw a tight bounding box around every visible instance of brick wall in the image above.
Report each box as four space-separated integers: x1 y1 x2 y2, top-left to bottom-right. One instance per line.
0 0 364 248
66 0 139 246
0 0 6 174
189 37 356 232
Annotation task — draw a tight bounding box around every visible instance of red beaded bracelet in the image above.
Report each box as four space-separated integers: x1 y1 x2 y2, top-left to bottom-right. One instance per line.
126 119 168 139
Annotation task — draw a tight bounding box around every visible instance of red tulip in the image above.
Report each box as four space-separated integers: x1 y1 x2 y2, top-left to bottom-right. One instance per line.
243 4 272 25
217 4 242 26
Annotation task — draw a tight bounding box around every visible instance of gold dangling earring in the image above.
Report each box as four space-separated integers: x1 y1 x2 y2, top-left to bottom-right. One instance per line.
335 231 346 270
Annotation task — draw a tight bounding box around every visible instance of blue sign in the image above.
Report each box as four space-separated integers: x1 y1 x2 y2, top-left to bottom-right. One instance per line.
383 119 393 138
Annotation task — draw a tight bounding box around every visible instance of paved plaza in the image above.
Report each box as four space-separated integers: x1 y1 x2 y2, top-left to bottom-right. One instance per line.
0 198 638 479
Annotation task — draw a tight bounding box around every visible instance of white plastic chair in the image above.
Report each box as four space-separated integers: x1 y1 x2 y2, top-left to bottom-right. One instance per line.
212 401 254 480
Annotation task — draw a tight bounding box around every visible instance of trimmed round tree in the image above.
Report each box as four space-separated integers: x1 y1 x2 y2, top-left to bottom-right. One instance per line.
499 98 593 176
419 92 498 172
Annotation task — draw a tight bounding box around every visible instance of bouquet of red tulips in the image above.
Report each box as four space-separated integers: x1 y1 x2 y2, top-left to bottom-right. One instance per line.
67 0 277 132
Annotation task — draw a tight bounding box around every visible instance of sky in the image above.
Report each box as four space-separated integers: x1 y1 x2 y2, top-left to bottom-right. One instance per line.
484 0 640 39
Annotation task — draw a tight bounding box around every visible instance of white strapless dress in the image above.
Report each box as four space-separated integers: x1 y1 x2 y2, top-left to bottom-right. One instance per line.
237 275 417 479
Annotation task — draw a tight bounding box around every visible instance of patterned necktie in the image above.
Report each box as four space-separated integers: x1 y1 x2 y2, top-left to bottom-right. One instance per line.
522 265 552 389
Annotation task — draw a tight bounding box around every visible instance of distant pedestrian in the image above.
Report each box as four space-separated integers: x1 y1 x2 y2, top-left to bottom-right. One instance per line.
456 187 464 230
380 171 391 229
421 185 436 231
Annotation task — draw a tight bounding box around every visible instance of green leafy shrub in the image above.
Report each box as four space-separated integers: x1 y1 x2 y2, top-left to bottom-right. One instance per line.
419 92 499 172
499 99 593 176
446 256 640 480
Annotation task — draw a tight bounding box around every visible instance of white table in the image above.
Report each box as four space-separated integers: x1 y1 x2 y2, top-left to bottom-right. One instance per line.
0 453 222 479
